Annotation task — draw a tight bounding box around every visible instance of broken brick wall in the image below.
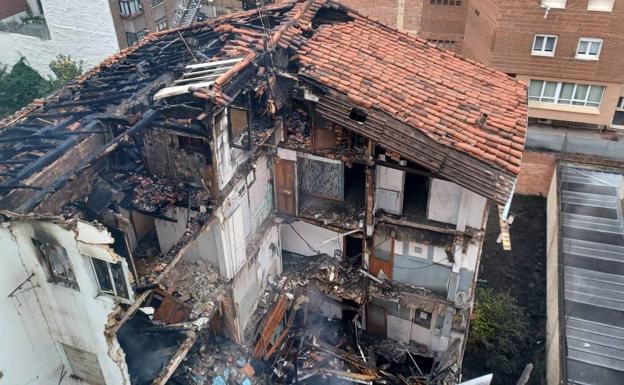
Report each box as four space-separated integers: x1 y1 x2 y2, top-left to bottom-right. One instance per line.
515 151 556 196
141 128 213 189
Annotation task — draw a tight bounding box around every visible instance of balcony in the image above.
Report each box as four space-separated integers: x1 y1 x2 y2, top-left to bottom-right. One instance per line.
0 15 51 40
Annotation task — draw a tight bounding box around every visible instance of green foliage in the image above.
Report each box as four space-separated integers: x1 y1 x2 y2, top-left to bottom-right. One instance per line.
48 54 83 89
468 287 528 375
0 55 83 118
0 58 49 117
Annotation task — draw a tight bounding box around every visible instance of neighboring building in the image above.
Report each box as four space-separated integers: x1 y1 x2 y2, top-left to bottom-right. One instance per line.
341 0 624 130
0 0 241 77
463 0 624 130
0 1 526 385
546 163 624 385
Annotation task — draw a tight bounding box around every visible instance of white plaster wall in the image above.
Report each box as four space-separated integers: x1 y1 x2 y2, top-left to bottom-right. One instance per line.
232 225 281 333
375 165 405 214
428 179 462 225
214 109 252 191
280 220 342 257
427 179 486 230
0 0 120 77
0 220 131 385
154 206 193 254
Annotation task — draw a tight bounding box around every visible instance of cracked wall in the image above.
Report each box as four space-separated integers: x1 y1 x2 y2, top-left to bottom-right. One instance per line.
0 218 132 385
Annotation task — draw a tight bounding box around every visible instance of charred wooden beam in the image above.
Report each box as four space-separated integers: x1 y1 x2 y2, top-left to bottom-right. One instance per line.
16 110 159 212
153 122 208 137
0 130 108 143
0 120 101 187
28 110 93 119
43 93 131 110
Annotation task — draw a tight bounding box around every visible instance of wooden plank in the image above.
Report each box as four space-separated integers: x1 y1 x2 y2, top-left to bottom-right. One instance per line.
252 294 289 359
274 158 297 216
498 204 512 251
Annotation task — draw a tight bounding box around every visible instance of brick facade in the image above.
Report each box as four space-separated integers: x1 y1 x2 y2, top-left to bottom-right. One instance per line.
420 0 467 52
516 151 557 196
466 0 624 84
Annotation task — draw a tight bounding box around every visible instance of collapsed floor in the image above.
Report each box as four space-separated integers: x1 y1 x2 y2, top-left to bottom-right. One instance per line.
166 253 458 385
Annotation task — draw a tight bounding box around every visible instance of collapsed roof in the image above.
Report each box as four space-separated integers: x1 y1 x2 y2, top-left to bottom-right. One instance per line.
0 0 527 211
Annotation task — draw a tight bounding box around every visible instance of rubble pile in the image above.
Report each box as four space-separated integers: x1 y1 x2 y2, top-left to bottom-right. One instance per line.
299 196 364 229
173 335 271 385
285 108 310 145
163 260 226 319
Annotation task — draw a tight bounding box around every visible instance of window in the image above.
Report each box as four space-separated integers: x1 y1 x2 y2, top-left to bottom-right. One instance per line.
151 0 163 6
430 0 462 5
126 29 148 46
118 0 143 17
413 309 433 329
32 239 77 286
90 257 129 300
228 103 251 150
532 34 557 56
576 38 603 60
179 135 205 152
529 80 605 107
156 16 168 31
588 0 614 11
428 39 456 49
617 97 624 110
541 0 566 8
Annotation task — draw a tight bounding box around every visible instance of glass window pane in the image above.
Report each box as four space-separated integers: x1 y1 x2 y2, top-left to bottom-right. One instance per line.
589 41 600 55
574 84 589 101
111 263 129 299
529 80 543 97
545 37 556 51
578 41 589 54
559 83 575 103
92 259 114 293
588 86 604 105
543 82 557 98
534 36 544 51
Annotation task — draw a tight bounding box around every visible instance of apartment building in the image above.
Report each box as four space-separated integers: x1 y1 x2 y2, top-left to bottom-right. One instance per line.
0 0 235 76
463 0 624 129
342 0 624 129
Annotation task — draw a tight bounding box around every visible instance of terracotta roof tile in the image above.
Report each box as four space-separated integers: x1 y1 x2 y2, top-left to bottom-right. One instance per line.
297 12 527 175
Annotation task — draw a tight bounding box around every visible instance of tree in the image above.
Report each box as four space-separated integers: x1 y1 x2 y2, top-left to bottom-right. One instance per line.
468 287 528 376
48 54 83 89
0 58 49 117
0 55 83 118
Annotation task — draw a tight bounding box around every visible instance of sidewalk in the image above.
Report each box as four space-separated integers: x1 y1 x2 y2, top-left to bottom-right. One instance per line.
526 124 624 161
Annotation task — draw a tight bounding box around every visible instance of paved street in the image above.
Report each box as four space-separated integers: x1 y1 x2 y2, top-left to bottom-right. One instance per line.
526 125 624 161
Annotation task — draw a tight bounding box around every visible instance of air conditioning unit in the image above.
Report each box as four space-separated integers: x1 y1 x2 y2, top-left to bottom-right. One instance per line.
536 118 552 125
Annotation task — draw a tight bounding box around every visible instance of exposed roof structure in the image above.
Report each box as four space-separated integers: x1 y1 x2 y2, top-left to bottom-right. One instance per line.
296 15 527 176
0 0 527 210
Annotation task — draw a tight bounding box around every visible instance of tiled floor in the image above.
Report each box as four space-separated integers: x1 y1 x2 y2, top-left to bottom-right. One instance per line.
560 164 624 385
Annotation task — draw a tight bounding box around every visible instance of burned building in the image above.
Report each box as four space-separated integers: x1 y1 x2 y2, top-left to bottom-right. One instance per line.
0 1 527 385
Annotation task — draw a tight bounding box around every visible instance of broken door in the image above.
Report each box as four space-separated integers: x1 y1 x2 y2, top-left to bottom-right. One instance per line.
274 157 296 216
369 235 394 280
375 166 405 215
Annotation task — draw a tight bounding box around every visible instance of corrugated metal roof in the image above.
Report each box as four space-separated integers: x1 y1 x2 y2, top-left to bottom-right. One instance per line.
560 164 624 385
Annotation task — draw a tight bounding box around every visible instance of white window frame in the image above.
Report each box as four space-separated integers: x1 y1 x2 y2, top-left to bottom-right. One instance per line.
587 0 614 12
616 97 624 111
532 34 558 56
89 256 131 302
576 37 603 60
541 0 566 9
155 16 168 31
529 80 605 108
